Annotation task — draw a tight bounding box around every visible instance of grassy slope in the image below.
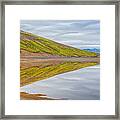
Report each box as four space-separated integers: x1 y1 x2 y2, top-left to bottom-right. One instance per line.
20 31 97 57
20 62 97 87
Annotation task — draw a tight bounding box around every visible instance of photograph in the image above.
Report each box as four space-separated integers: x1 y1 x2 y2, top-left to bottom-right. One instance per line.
1 0 118 118
20 20 100 100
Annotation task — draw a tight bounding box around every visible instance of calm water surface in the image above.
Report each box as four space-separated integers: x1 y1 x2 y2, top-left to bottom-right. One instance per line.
21 65 100 100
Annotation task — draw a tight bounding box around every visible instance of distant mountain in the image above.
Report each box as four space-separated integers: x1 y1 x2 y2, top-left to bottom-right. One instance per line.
20 31 97 57
82 48 100 53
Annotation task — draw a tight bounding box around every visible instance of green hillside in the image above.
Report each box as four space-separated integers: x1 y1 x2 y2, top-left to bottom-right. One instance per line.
20 31 97 57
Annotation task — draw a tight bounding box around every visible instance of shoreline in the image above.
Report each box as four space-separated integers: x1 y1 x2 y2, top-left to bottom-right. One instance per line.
20 92 59 100
21 56 100 63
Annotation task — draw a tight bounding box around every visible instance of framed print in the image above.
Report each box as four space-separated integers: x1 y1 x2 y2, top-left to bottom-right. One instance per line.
0 0 119 119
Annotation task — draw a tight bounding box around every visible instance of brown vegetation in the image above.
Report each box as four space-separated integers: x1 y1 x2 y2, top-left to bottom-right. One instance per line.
20 92 56 100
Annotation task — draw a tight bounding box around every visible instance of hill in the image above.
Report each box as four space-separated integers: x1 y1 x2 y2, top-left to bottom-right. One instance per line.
20 31 97 57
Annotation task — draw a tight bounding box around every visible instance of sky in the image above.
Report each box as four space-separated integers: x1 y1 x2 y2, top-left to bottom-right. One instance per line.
20 20 100 49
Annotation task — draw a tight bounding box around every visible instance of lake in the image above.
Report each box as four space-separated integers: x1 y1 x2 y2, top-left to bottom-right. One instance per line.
21 65 100 100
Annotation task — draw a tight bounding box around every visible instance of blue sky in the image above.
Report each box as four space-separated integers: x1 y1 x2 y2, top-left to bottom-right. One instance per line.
21 20 100 49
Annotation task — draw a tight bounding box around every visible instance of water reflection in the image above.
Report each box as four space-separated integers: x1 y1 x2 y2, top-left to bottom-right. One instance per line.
20 60 98 87
20 60 100 100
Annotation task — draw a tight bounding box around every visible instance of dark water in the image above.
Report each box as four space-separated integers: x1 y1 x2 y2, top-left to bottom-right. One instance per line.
21 65 100 100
